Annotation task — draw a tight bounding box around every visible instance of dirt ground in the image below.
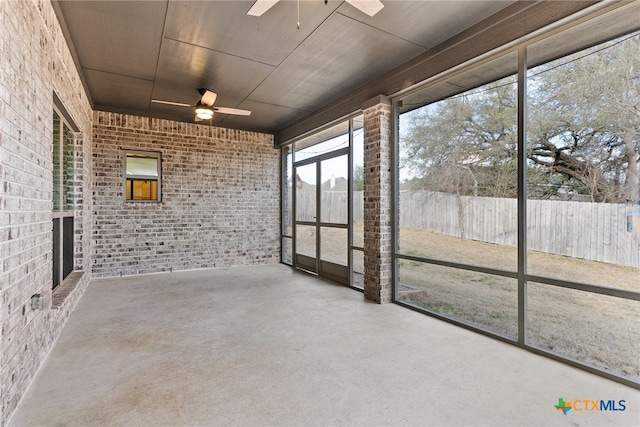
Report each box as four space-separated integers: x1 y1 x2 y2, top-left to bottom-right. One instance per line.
292 224 639 380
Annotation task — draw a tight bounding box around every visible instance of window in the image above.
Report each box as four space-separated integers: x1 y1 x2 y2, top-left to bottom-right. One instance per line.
125 151 161 201
351 114 364 289
394 2 640 386
282 145 293 264
52 109 75 289
397 52 519 338
525 27 640 383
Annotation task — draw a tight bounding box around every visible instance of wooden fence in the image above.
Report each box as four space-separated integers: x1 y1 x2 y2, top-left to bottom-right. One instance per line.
398 191 640 267
295 189 640 267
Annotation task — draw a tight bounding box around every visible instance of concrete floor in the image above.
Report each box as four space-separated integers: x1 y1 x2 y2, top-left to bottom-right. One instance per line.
9 264 639 426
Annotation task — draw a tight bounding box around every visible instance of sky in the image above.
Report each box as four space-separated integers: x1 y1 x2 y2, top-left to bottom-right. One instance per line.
291 129 364 185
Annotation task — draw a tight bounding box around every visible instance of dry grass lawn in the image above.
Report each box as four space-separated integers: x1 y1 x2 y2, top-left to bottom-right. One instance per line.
292 224 639 380
397 227 640 381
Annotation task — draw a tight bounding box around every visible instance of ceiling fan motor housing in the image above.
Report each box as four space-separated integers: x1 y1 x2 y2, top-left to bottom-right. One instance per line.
198 88 218 107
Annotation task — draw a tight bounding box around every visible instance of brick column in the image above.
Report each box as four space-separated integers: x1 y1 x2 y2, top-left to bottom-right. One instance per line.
362 96 393 303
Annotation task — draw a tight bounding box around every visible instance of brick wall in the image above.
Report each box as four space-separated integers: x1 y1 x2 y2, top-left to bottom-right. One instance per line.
92 112 280 277
362 98 393 303
0 0 93 424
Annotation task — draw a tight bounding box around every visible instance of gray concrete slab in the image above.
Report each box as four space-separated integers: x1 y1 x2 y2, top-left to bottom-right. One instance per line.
9 265 639 426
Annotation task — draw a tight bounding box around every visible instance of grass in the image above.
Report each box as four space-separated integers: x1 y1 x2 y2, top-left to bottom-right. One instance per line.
296 223 640 380
399 250 430 267
396 228 640 380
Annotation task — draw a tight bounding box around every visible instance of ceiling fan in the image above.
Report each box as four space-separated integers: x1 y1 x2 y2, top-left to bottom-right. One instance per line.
248 0 384 18
151 89 251 122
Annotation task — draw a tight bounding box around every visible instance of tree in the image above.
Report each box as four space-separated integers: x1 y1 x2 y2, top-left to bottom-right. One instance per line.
527 33 640 203
400 32 640 204
353 165 364 191
400 76 519 198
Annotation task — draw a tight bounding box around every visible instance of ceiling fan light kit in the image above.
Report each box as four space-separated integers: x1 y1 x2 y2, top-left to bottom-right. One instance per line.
195 103 214 120
151 88 251 123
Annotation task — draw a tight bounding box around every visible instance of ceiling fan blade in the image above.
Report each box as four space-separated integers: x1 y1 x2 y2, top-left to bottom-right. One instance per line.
213 107 252 116
345 0 384 17
151 99 191 107
247 0 279 16
198 89 218 107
